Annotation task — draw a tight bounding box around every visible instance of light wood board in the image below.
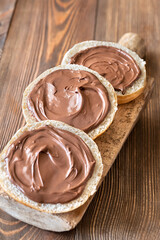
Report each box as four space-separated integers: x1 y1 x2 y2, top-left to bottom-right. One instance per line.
0 76 154 231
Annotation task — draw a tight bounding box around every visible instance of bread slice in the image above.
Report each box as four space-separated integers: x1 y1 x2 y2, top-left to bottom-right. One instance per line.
61 41 146 104
22 64 117 140
0 188 78 231
0 120 103 215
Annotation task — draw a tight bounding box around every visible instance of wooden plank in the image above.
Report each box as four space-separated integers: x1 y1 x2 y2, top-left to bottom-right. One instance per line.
0 76 154 237
0 0 97 239
0 0 16 58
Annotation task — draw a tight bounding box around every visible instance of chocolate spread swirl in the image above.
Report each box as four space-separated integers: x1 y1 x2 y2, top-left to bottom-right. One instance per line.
70 46 141 93
5 126 95 204
27 69 110 133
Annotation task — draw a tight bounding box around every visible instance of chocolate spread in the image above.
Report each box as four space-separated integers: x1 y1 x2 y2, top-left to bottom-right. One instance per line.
5 126 95 204
27 69 110 133
70 46 141 93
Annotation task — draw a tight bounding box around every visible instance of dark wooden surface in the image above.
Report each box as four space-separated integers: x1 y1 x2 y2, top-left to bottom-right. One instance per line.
0 0 159 239
0 0 16 58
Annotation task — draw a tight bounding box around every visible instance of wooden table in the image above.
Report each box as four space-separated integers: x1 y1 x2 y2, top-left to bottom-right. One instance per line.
0 0 159 239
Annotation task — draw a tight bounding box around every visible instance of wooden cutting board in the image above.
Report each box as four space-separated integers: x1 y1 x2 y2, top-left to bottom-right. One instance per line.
0 76 154 231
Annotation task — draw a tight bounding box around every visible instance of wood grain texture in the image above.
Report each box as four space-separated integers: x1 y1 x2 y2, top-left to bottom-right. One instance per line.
0 0 159 239
0 0 16 58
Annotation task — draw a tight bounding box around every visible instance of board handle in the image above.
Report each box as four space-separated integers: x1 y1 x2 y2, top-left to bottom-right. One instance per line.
118 32 146 59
